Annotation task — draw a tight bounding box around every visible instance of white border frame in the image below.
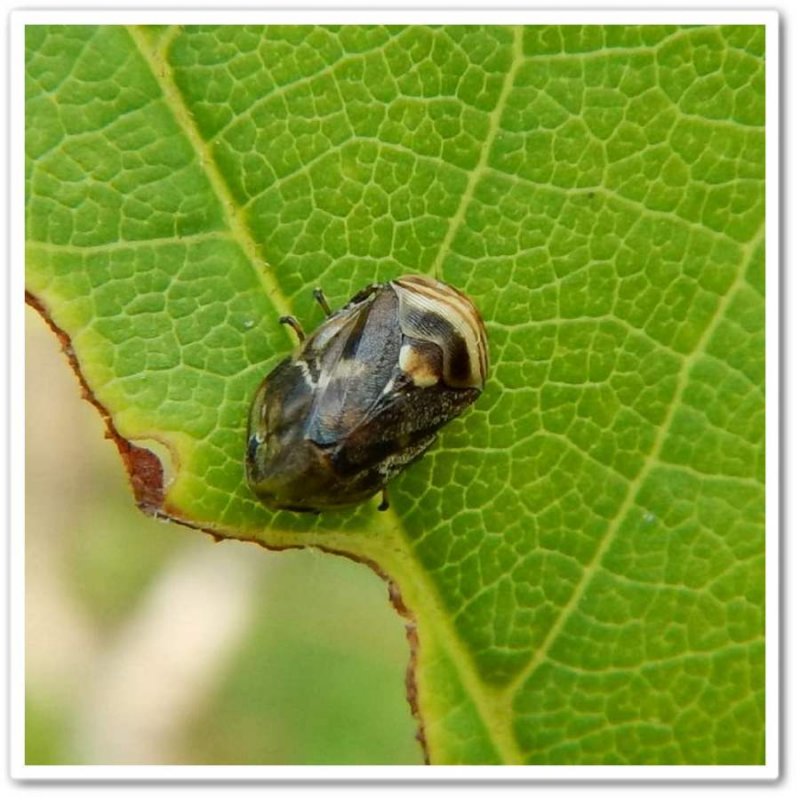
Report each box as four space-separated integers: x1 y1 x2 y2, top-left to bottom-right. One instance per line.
8 4 781 782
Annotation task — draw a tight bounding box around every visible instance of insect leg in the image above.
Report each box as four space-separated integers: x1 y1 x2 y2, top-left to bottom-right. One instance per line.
279 315 306 342
378 488 390 512
313 288 333 318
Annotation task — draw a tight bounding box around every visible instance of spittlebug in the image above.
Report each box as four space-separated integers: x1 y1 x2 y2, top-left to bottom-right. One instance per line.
245 274 488 512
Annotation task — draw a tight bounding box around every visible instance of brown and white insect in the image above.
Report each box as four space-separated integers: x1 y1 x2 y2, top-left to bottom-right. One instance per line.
245 274 488 512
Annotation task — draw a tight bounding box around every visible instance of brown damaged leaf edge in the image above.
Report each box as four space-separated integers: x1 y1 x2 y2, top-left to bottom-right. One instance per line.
26 291 165 512
26 291 430 765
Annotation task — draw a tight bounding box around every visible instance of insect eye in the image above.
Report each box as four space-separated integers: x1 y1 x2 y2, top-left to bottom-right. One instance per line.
246 434 261 462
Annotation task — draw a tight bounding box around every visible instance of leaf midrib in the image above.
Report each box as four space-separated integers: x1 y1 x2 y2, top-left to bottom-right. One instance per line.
127 25 295 328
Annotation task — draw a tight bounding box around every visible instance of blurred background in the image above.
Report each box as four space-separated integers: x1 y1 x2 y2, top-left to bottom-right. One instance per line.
25 306 423 765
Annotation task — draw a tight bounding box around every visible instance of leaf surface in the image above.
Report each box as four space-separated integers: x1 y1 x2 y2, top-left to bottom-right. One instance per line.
26 24 765 764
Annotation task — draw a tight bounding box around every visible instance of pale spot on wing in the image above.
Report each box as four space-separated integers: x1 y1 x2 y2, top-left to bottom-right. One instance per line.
399 343 440 388
296 359 317 388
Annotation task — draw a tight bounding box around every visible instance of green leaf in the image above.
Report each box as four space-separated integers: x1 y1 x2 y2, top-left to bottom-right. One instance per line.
26 24 765 765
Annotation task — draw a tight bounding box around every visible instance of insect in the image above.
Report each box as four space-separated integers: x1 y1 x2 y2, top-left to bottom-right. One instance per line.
245 274 489 513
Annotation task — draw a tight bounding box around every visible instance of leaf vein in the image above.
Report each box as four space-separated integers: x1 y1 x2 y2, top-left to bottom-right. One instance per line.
503 224 765 709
